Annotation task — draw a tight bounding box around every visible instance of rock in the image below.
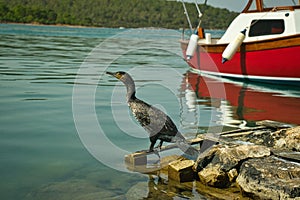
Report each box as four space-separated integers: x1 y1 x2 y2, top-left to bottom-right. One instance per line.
228 168 238 182
168 160 195 182
194 144 271 188
273 126 300 151
237 156 300 200
198 164 229 188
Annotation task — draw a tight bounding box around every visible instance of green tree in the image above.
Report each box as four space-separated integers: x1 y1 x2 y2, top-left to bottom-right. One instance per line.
0 0 238 29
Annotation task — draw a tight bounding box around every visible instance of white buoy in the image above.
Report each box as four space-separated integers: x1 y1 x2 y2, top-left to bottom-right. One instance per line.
222 29 246 64
186 34 199 60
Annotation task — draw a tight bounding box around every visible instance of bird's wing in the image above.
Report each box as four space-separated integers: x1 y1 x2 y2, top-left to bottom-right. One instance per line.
129 99 179 137
147 105 179 137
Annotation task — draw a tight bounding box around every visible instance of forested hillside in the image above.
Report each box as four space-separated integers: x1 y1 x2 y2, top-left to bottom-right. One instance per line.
0 0 238 29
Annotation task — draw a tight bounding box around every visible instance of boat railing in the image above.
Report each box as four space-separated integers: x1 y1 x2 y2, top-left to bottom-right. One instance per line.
242 0 300 13
244 5 300 13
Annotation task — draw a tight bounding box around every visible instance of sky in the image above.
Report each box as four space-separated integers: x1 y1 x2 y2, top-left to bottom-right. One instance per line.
180 0 296 12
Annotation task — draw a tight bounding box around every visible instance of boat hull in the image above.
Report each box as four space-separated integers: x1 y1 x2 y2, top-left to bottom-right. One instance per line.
180 34 300 85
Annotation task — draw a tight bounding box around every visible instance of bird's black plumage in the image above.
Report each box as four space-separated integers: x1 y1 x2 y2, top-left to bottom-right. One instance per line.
107 71 198 156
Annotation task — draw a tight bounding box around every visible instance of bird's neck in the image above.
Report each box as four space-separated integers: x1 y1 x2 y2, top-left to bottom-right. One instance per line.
125 79 136 102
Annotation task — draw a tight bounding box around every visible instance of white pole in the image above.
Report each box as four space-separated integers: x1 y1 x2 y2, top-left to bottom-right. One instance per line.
193 0 203 18
181 0 193 32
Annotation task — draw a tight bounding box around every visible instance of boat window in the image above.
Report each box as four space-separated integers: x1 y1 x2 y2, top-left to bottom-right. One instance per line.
249 19 285 37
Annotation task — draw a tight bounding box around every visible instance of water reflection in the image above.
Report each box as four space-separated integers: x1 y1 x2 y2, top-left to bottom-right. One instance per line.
127 175 206 199
128 174 245 200
183 71 300 126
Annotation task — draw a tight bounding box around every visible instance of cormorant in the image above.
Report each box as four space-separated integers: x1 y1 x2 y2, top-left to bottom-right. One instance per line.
107 71 198 157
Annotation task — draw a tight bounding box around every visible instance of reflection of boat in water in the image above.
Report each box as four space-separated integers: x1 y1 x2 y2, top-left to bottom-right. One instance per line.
180 0 300 85
184 71 300 125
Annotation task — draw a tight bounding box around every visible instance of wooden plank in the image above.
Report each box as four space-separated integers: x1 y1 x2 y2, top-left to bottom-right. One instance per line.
221 131 255 138
124 137 204 166
220 126 266 136
271 150 300 163
256 120 294 129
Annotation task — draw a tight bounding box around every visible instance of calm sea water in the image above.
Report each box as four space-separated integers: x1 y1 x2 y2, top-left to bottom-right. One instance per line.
0 24 299 200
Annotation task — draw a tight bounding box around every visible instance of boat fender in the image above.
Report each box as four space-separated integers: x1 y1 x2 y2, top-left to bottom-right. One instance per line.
222 29 246 64
186 34 199 60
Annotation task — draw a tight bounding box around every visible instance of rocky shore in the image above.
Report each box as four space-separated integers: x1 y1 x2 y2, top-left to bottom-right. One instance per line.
126 120 300 200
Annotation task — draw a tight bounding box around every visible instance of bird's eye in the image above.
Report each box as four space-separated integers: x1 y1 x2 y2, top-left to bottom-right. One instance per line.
115 72 122 79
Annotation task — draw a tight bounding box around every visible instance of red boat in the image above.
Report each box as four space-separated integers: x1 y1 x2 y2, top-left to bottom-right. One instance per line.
180 0 300 85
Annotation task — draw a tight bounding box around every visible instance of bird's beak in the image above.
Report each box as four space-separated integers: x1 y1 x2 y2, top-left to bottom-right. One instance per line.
106 71 122 79
106 71 115 76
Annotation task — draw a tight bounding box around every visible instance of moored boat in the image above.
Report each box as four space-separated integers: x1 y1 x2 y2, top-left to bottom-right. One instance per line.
180 0 300 85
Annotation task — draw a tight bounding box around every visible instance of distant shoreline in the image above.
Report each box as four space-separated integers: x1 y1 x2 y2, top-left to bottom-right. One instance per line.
1 22 104 29
1 22 186 30
1 22 225 31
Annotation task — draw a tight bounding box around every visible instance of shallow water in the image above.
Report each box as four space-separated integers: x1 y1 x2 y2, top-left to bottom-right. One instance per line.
0 24 299 199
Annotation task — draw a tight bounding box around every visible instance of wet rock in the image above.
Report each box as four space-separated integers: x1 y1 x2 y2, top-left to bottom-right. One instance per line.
197 164 229 188
237 156 300 200
228 168 238 182
194 144 270 188
168 160 195 182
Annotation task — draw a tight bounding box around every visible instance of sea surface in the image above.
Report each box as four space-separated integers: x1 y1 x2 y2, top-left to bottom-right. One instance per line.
0 23 299 200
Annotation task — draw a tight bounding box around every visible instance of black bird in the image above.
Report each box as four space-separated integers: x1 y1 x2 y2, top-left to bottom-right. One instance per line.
107 71 198 157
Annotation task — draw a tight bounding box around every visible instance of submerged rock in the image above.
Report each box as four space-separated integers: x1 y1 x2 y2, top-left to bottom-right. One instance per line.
194 144 270 188
26 179 120 200
237 156 300 200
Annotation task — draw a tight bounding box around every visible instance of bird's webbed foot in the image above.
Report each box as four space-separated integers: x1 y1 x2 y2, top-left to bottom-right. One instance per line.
145 147 160 159
155 140 164 150
152 148 161 159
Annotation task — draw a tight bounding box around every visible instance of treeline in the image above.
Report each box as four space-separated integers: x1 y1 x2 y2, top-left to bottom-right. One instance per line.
0 0 238 29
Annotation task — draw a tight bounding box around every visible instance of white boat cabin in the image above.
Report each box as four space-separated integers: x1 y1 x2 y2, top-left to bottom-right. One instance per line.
216 0 300 44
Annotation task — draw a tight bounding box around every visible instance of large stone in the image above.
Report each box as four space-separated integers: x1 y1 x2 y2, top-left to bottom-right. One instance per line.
197 164 229 188
194 144 271 188
237 156 300 200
